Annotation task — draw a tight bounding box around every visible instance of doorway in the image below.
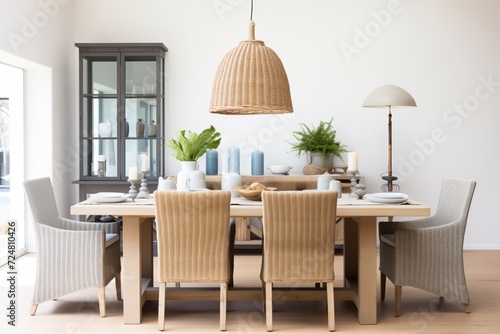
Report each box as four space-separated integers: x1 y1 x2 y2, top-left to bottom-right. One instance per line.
0 63 24 265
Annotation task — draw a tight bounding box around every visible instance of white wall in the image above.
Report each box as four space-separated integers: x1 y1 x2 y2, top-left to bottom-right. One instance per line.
2 0 498 249
0 0 75 251
73 0 500 249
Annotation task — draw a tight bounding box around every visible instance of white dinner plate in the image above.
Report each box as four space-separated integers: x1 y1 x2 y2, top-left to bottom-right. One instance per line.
90 192 127 198
88 192 129 203
188 188 210 192
366 193 409 204
371 192 408 199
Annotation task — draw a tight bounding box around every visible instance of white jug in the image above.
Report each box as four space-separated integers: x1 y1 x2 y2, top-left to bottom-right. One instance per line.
187 170 206 190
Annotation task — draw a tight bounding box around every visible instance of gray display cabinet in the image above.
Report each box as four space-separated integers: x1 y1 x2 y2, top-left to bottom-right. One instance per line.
73 43 168 201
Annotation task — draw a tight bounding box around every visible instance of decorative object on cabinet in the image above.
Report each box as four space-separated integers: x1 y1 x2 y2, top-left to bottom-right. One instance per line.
287 117 347 173
362 84 416 192
209 0 293 115
73 43 167 201
136 118 145 137
98 121 112 137
148 120 156 137
124 118 129 137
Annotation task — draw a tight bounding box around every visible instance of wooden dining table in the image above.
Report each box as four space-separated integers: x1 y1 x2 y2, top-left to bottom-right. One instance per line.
70 194 430 325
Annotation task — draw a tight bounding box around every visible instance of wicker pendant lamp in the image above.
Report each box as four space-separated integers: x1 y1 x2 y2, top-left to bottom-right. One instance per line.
209 5 293 115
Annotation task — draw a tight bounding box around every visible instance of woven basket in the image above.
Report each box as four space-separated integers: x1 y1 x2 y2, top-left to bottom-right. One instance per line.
210 21 293 115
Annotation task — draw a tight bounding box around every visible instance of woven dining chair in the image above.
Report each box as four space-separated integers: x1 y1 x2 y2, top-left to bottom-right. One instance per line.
23 177 121 317
261 190 338 332
379 177 477 316
154 190 233 331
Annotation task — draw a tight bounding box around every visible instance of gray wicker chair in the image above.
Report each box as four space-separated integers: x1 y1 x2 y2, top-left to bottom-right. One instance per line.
261 190 338 331
23 177 121 317
379 177 476 316
154 190 232 331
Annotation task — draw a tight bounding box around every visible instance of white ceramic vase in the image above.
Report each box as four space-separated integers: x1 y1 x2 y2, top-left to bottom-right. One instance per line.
177 161 197 191
98 121 112 137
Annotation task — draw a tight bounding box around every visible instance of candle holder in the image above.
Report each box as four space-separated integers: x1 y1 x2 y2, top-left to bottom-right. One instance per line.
347 169 359 198
137 171 151 199
98 160 106 177
128 179 138 201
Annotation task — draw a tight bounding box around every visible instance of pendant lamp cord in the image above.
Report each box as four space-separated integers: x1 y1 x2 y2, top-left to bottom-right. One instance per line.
250 0 254 21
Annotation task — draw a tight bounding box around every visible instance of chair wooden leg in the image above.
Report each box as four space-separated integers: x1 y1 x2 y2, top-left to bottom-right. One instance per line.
261 280 266 312
98 287 106 317
327 282 335 331
463 303 471 314
158 283 166 331
380 272 386 301
265 282 273 332
115 273 122 300
220 283 227 331
395 285 402 317
30 304 38 316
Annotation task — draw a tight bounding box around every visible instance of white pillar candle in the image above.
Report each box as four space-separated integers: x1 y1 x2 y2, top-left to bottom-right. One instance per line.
129 166 138 180
141 153 149 171
348 152 358 171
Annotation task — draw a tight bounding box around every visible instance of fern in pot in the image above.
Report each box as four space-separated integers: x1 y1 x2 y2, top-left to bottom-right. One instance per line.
288 118 347 174
168 125 221 190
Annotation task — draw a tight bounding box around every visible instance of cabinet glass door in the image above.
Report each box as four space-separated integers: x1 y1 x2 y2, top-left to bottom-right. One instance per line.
81 56 119 179
124 56 160 178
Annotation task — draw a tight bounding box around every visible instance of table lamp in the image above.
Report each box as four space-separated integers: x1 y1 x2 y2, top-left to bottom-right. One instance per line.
362 84 416 192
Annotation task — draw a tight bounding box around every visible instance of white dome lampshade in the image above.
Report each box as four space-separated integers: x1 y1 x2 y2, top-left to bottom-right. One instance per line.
362 84 416 108
209 21 293 115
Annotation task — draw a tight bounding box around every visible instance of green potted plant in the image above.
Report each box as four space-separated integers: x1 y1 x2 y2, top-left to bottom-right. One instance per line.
287 118 347 172
168 125 221 161
168 125 221 190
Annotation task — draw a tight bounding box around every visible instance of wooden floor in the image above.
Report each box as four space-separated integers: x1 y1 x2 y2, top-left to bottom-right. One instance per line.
1 250 499 333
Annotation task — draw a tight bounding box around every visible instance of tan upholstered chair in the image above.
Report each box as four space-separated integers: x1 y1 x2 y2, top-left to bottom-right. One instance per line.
154 190 232 331
23 177 121 317
379 177 477 316
261 190 338 332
